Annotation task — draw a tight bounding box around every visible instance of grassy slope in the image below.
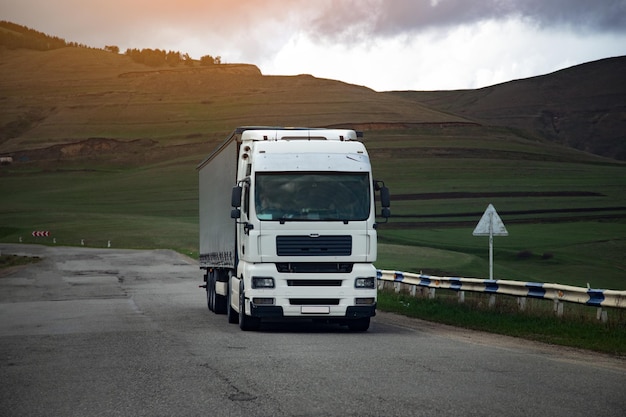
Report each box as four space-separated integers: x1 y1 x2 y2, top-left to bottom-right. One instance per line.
1 47 625 291
0 47 466 150
364 127 626 290
387 56 626 160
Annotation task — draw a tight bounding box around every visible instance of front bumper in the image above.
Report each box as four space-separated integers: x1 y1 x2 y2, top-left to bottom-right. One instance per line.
249 303 376 319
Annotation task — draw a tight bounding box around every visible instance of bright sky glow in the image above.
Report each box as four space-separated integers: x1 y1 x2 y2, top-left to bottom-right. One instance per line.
2 0 625 91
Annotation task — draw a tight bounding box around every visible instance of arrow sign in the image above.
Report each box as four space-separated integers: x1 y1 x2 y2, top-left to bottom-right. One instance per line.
473 204 508 236
472 204 508 280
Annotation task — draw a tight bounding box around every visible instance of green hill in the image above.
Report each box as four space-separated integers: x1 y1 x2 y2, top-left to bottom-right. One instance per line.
0 45 468 163
388 56 626 161
1 25 625 290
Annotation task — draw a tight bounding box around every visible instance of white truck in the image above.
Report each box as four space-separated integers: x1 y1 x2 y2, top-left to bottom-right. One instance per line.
198 127 390 331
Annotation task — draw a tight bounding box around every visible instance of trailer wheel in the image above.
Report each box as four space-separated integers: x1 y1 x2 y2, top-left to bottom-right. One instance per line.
214 271 227 314
206 272 214 312
238 282 260 331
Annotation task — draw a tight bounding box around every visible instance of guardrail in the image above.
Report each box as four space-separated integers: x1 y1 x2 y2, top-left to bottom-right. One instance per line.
377 270 626 321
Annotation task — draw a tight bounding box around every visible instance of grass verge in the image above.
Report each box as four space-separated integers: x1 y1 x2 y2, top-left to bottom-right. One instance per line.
377 289 626 356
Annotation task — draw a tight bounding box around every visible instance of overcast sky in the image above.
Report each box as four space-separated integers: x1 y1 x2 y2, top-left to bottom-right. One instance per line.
3 0 626 91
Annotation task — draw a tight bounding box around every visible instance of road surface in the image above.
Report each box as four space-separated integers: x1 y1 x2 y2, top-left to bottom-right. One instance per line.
1 244 624 416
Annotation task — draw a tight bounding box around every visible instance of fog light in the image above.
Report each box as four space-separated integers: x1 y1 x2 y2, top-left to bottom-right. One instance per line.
355 277 375 288
355 297 375 305
252 298 275 305
252 277 275 288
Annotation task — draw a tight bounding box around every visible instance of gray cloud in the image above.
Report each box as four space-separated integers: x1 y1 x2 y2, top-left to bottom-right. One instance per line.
4 1 624 50
307 0 626 41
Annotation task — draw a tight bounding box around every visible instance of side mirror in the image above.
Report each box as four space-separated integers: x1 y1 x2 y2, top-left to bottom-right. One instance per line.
380 186 390 208
374 180 391 222
230 208 241 219
231 185 242 208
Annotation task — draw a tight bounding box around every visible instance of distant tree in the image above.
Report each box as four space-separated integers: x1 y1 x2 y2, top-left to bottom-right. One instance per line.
144 49 165 66
0 20 68 51
124 48 167 66
200 54 221 66
105 45 120 54
166 50 182 66
200 54 215 66
124 48 141 63
121 45 219 68
183 53 194 67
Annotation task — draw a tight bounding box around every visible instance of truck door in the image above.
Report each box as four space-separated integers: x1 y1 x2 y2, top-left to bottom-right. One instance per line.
238 182 253 261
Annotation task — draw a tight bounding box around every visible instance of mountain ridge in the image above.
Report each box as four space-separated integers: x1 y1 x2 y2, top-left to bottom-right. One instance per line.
387 56 626 160
1 20 624 161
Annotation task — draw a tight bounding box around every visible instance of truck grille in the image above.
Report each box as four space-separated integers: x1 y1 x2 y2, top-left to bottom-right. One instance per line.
276 263 353 273
276 235 352 256
287 280 343 287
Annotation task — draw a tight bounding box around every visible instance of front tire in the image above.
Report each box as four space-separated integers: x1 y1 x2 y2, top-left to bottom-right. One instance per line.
348 317 370 332
227 281 238 324
238 282 260 331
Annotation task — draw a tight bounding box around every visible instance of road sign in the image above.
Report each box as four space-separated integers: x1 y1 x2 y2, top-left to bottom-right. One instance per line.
473 204 508 236
31 231 50 237
472 204 508 280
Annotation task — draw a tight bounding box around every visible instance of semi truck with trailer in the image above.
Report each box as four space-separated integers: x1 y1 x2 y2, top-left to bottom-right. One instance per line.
198 127 390 331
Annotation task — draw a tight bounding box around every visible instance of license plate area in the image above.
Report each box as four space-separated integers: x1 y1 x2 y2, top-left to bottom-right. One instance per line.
301 306 330 314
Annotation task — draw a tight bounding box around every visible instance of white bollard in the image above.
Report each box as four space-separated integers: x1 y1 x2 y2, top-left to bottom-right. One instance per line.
107 240 111 248
81 239 84 246
553 300 564 317
53 238 56 244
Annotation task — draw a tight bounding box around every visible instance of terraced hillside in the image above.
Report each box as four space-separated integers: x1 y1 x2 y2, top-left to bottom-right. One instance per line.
1 43 625 290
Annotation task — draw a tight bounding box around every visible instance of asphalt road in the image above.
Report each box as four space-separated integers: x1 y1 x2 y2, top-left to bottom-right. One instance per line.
1 244 624 417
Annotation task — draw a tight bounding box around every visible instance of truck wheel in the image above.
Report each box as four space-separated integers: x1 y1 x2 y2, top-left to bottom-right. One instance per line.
348 317 370 332
238 283 260 331
214 271 227 314
227 285 238 324
206 272 214 312
215 293 227 314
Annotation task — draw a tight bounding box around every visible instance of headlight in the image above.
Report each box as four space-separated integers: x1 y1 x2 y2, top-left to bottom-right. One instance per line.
252 277 275 288
355 277 376 289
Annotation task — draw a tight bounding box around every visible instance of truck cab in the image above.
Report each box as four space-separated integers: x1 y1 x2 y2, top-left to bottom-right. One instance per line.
199 127 389 331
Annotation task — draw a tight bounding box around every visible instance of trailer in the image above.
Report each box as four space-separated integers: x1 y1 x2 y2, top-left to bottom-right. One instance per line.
198 127 390 331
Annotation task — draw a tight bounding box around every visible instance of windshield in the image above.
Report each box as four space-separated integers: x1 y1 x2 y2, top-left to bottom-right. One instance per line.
255 172 370 221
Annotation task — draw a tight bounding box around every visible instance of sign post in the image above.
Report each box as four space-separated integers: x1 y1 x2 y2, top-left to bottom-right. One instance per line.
472 204 508 280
